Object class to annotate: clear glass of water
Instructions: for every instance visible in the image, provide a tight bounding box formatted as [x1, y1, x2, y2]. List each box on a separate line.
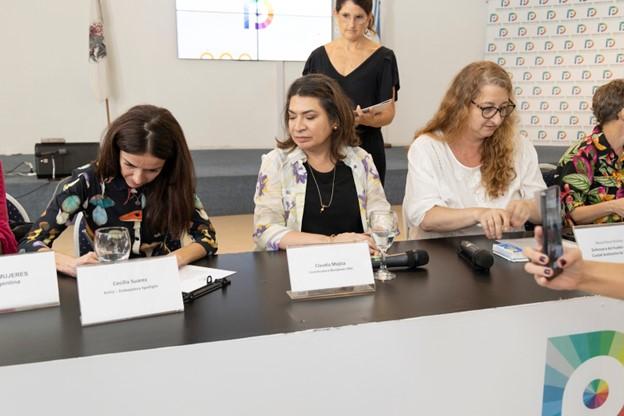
[94, 227, 131, 263]
[369, 210, 399, 281]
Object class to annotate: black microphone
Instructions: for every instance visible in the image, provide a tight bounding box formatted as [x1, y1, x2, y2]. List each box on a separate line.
[457, 240, 494, 271]
[372, 250, 429, 271]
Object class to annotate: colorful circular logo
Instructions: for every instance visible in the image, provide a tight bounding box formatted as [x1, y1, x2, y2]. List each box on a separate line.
[542, 331, 624, 415]
[583, 379, 609, 409]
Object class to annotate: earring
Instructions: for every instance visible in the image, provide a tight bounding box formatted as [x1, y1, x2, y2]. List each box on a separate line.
[333, 125, 338, 130]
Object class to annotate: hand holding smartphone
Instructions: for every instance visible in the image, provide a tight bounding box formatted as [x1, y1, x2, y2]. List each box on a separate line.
[538, 186, 564, 279]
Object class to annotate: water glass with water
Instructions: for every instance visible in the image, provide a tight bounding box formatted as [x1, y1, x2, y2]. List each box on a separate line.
[94, 227, 131, 263]
[369, 210, 399, 281]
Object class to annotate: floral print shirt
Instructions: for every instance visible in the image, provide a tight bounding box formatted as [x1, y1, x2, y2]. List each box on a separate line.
[19, 165, 218, 257]
[253, 146, 391, 250]
[558, 126, 624, 225]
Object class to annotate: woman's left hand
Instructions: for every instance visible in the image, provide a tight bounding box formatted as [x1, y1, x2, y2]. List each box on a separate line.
[505, 200, 531, 228]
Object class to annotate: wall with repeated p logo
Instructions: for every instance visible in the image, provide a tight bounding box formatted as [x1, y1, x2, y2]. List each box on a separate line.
[485, 0, 624, 146]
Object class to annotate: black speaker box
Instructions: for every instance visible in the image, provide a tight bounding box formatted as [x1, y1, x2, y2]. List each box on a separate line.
[34, 142, 100, 179]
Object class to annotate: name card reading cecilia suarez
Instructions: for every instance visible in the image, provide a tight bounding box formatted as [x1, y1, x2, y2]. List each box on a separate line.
[76, 256, 183, 326]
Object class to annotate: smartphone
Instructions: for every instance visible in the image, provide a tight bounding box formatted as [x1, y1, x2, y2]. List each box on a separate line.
[538, 186, 564, 279]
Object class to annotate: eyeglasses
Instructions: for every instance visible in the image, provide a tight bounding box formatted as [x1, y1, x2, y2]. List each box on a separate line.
[471, 101, 516, 119]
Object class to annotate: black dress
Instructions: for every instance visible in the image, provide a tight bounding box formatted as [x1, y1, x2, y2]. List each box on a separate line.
[303, 46, 400, 185]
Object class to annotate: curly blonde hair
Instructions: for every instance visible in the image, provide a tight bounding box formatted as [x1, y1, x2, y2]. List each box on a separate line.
[415, 61, 518, 199]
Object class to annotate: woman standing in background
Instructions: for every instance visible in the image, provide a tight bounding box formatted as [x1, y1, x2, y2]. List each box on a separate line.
[303, 0, 399, 185]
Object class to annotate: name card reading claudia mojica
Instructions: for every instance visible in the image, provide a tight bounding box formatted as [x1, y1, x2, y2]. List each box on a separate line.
[0, 251, 59, 313]
[76, 256, 183, 326]
[286, 242, 374, 300]
[574, 223, 624, 263]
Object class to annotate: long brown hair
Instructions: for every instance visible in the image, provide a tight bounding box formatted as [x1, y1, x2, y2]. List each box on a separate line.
[96, 104, 196, 238]
[278, 74, 359, 161]
[415, 61, 518, 199]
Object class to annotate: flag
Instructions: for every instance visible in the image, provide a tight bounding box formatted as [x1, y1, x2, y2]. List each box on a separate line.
[89, 0, 110, 101]
[372, 0, 382, 40]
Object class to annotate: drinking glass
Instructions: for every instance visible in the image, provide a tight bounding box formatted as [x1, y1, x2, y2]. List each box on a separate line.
[369, 210, 399, 281]
[94, 227, 131, 263]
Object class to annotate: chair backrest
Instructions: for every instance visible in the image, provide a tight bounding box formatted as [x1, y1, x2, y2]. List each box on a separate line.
[5, 193, 30, 224]
[73, 211, 94, 257]
[539, 163, 560, 188]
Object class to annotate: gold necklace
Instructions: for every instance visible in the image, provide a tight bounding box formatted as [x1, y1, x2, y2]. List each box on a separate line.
[307, 163, 336, 213]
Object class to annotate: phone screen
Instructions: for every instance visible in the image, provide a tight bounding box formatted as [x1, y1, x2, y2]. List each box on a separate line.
[539, 186, 564, 279]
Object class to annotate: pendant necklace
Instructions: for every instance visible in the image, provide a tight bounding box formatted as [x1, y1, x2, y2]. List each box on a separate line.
[307, 163, 336, 213]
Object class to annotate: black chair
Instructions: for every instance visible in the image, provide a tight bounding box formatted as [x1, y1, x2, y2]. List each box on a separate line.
[539, 163, 560, 188]
[6, 194, 32, 242]
[5, 193, 30, 224]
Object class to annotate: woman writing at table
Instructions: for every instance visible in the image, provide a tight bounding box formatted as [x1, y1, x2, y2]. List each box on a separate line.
[303, 0, 400, 185]
[403, 61, 546, 240]
[0, 161, 18, 255]
[19, 105, 217, 276]
[557, 79, 624, 226]
[253, 74, 391, 251]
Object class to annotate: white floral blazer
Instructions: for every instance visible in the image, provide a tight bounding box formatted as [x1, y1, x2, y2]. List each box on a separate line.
[253, 146, 391, 250]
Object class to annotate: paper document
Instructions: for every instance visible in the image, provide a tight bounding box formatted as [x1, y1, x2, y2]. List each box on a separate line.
[361, 98, 392, 114]
[179, 265, 236, 293]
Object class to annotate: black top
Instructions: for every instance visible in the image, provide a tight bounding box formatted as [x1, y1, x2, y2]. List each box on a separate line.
[303, 46, 400, 112]
[303, 46, 400, 184]
[301, 161, 364, 235]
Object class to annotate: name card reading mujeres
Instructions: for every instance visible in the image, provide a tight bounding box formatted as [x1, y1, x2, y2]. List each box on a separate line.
[574, 223, 624, 263]
[77, 256, 183, 326]
[286, 242, 375, 300]
[0, 251, 59, 313]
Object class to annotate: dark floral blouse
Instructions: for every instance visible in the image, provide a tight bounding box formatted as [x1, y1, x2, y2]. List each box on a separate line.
[19, 165, 218, 257]
[558, 126, 624, 225]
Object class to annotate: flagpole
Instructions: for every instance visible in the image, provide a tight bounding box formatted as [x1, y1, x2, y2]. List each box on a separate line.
[105, 98, 111, 126]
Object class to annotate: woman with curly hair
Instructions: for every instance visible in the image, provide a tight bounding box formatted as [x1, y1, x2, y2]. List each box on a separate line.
[402, 61, 546, 239]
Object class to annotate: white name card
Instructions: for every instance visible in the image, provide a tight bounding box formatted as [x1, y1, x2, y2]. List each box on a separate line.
[77, 256, 183, 326]
[286, 242, 375, 300]
[573, 223, 624, 263]
[0, 251, 59, 313]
